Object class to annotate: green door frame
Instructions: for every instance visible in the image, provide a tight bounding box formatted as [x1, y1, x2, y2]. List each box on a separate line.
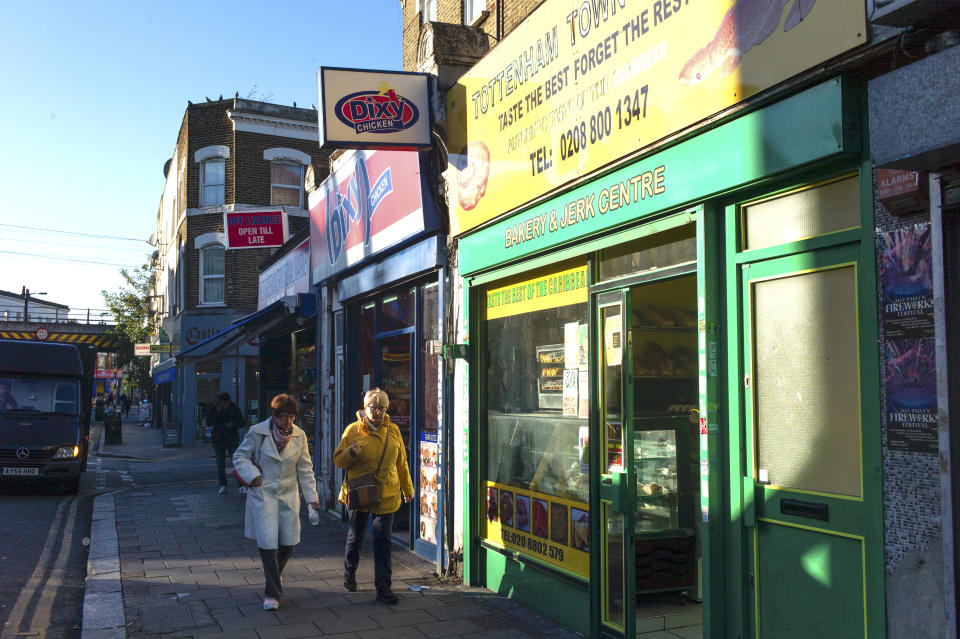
[723, 164, 885, 638]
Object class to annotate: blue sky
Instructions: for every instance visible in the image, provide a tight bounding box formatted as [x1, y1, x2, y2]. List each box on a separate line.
[0, 1, 403, 312]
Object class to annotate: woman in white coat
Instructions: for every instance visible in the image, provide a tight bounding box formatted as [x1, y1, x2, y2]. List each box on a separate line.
[233, 393, 318, 610]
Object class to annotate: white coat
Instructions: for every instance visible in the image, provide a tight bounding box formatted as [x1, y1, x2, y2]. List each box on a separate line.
[232, 419, 318, 549]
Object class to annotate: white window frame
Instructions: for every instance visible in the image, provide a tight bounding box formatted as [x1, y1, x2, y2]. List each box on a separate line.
[198, 244, 225, 306]
[200, 159, 225, 207]
[270, 161, 304, 208]
[420, 0, 436, 24]
[464, 0, 486, 25]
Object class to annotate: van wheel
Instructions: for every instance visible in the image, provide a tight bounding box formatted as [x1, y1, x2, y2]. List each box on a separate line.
[64, 480, 80, 495]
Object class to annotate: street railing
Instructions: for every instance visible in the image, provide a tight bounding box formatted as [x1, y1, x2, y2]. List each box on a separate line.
[0, 309, 117, 325]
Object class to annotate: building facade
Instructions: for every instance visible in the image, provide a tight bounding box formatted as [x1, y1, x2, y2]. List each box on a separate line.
[149, 97, 328, 444]
[398, 0, 960, 637]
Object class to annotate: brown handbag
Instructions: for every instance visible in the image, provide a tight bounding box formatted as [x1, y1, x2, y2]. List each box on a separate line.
[346, 429, 389, 510]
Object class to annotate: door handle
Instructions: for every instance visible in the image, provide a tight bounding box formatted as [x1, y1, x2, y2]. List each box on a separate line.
[601, 477, 612, 485]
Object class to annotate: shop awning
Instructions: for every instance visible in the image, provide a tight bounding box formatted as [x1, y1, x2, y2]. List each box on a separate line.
[176, 294, 315, 362]
[152, 358, 176, 384]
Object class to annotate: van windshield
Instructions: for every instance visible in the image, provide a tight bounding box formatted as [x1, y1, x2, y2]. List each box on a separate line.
[0, 377, 77, 415]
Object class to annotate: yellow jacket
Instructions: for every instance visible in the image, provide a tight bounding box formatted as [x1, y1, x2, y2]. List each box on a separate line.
[333, 412, 413, 514]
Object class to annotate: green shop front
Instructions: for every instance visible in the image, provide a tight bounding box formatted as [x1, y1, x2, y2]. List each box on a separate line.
[453, 76, 885, 638]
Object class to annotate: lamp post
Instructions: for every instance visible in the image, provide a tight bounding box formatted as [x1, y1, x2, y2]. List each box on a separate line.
[21, 286, 47, 321]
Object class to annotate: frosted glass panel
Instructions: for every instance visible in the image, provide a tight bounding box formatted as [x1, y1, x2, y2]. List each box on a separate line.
[744, 177, 859, 250]
[753, 266, 861, 497]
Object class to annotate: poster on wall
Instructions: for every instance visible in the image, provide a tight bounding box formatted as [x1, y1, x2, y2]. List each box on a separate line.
[562, 369, 578, 416]
[885, 339, 938, 454]
[419, 433, 440, 543]
[878, 224, 934, 339]
[604, 314, 622, 366]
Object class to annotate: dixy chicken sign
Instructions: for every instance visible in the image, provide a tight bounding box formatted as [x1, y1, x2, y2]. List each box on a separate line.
[318, 67, 432, 151]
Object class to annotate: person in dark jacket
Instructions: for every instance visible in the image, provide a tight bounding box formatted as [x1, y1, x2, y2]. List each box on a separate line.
[206, 392, 244, 494]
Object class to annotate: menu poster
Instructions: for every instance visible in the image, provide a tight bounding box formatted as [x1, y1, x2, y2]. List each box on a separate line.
[604, 314, 622, 367]
[885, 339, 939, 454]
[879, 224, 934, 339]
[419, 433, 441, 541]
[577, 370, 589, 419]
[562, 369, 578, 416]
[577, 324, 588, 367]
[564, 322, 579, 367]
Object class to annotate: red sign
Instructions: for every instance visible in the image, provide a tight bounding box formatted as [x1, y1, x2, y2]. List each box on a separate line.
[224, 211, 288, 249]
[308, 149, 432, 283]
[35, 327, 49, 341]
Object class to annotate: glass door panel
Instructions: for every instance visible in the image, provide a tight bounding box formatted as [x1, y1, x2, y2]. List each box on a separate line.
[597, 292, 633, 638]
[379, 333, 413, 535]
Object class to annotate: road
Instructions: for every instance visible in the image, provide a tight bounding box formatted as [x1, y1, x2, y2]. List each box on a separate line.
[0, 429, 214, 639]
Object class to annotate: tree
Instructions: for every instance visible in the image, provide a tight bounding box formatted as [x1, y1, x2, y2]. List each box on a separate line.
[101, 262, 156, 397]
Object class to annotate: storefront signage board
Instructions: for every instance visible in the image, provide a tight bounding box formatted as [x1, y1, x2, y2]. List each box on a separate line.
[134, 343, 152, 357]
[309, 149, 435, 284]
[224, 211, 288, 249]
[485, 265, 588, 320]
[458, 78, 852, 275]
[258, 239, 311, 309]
[447, 0, 865, 235]
[318, 67, 432, 151]
[484, 481, 589, 578]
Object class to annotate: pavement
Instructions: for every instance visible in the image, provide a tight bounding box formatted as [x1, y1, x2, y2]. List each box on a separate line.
[80, 413, 586, 639]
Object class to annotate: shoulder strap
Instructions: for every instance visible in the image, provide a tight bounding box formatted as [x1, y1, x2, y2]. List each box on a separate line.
[373, 427, 389, 474]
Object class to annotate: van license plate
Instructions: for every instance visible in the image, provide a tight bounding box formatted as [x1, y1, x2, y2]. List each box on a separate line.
[2, 467, 39, 476]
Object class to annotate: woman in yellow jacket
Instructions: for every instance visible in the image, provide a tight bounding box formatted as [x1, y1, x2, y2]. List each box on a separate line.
[333, 388, 413, 604]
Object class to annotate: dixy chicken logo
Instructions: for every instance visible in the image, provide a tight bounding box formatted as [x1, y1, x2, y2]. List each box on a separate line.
[334, 83, 420, 135]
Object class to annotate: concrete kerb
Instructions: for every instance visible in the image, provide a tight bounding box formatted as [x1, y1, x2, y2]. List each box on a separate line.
[82, 491, 126, 639]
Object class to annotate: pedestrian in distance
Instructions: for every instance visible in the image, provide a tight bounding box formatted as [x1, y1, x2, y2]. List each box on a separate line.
[206, 393, 244, 494]
[119, 393, 131, 417]
[233, 393, 318, 611]
[333, 388, 413, 604]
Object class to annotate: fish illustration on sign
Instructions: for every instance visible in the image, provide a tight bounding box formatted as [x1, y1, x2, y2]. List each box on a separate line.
[679, 0, 816, 87]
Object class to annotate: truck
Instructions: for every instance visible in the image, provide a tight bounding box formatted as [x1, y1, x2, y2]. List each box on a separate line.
[0, 339, 90, 493]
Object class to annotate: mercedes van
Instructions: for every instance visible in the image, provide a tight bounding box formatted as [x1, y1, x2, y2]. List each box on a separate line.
[0, 339, 89, 493]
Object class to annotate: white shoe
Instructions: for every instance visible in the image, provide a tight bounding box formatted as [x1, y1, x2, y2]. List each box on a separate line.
[263, 597, 279, 610]
[218, 485, 227, 494]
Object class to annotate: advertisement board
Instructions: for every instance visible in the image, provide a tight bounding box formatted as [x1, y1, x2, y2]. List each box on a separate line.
[447, 0, 866, 235]
[258, 239, 311, 309]
[134, 343, 151, 357]
[224, 211, 288, 249]
[318, 67, 432, 150]
[308, 149, 435, 284]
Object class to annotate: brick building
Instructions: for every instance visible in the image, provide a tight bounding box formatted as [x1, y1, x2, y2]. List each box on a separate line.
[149, 96, 328, 444]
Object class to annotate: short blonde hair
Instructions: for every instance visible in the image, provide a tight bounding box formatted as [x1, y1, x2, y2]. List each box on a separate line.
[363, 388, 389, 409]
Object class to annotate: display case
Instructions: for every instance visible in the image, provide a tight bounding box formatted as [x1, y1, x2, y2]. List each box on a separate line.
[629, 303, 699, 593]
[536, 344, 565, 410]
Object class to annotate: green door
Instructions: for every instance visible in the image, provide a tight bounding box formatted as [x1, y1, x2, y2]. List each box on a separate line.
[596, 289, 636, 639]
[741, 246, 880, 638]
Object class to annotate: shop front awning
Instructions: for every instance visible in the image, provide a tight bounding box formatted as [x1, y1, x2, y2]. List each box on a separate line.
[176, 294, 315, 362]
[152, 358, 176, 384]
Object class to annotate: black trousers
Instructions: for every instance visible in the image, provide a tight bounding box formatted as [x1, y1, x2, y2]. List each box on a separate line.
[214, 444, 237, 487]
[259, 545, 294, 598]
[344, 509, 394, 592]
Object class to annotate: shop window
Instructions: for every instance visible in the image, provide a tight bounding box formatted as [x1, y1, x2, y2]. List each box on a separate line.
[271, 162, 303, 207]
[379, 287, 416, 332]
[200, 245, 225, 305]
[743, 174, 860, 250]
[483, 262, 591, 575]
[201, 159, 225, 206]
[599, 223, 696, 282]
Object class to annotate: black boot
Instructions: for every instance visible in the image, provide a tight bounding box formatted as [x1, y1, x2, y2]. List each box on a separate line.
[376, 588, 398, 604]
[343, 573, 357, 592]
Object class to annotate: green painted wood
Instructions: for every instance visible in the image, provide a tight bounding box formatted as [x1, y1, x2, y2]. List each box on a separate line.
[459, 78, 855, 276]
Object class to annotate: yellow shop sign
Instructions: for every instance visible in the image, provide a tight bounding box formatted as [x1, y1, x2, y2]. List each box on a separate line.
[447, 0, 865, 235]
[486, 265, 588, 320]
